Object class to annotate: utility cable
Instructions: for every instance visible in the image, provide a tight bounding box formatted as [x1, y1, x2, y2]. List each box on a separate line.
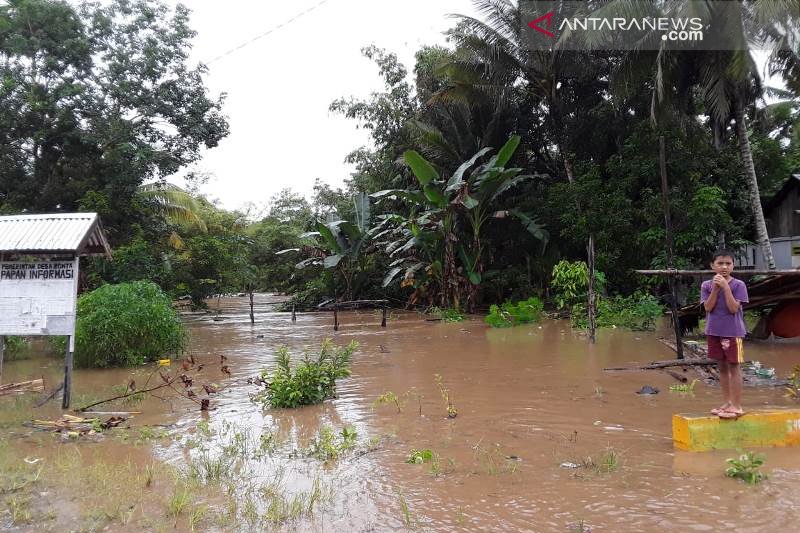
[207, 0, 333, 64]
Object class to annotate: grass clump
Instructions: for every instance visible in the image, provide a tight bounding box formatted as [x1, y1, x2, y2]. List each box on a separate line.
[253, 339, 357, 408]
[430, 306, 465, 322]
[785, 365, 800, 401]
[71, 281, 186, 367]
[2, 336, 32, 361]
[485, 297, 544, 328]
[725, 451, 767, 484]
[669, 379, 698, 394]
[571, 292, 663, 331]
[305, 426, 358, 461]
[405, 449, 434, 464]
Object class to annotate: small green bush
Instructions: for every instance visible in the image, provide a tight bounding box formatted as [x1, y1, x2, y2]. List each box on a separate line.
[485, 297, 544, 328]
[2, 336, 32, 361]
[571, 292, 663, 331]
[725, 451, 767, 484]
[254, 339, 357, 408]
[430, 307, 465, 323]
[551, 261, 606, 310]
[73, 281, 186, 368]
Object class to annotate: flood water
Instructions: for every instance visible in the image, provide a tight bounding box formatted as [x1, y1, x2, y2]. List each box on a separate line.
[4, 294, 800, 532]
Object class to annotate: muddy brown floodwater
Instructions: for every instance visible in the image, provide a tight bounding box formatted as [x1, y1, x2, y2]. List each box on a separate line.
[3, 294, 800, 532]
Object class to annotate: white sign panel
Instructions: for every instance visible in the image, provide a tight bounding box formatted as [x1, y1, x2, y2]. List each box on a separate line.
[0, 260, 79, 336]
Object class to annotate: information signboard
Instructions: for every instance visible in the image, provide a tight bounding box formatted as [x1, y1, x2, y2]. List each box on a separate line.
[0, 259, 79, 337]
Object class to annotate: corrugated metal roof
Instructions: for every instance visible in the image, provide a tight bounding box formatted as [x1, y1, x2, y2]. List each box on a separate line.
[0, 213, 112, 257]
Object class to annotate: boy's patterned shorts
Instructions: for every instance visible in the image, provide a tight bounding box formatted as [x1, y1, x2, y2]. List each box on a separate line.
[707, 335, 744, 364]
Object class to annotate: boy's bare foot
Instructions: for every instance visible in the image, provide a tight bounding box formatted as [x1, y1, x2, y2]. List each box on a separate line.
[711, 403, 731, 415]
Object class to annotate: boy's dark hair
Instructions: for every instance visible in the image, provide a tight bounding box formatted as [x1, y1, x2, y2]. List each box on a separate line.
[711, 249, 736, 262]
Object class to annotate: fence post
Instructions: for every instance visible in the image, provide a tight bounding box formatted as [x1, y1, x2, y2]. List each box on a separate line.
[62, 335, 73, 409]
[0, 335, 4, 385]
[291, 303, 296, 323]
[334, 304, 339, 332]
[660, 136, 684, 359]
[381, 305, 387, 327]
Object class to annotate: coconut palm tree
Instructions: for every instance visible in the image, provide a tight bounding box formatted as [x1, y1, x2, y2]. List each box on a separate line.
[592, 0, 800, 270]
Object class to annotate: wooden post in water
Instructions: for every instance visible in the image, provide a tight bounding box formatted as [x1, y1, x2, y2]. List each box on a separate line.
[291, 304, 296, 323]
[659, 136, 684, 359]
[0, 335, 5, 385]
[249, 290, 255, 325]
[381, 305, 387, 328]
[333, 304, 339, 332]
[587, 235, 597, 344]
[62, 335, 73, 409]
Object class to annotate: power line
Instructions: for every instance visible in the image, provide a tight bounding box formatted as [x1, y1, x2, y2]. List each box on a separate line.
[207, 0, 333, 64]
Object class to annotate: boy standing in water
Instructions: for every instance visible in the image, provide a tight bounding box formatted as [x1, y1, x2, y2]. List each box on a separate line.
[700, 250, 749, 419]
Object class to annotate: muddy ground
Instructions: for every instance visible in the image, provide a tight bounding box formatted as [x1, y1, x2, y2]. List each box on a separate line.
[1, 294, 799, 532]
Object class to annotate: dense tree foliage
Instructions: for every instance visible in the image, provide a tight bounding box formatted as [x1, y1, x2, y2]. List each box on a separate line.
[3, 0, 799, 313]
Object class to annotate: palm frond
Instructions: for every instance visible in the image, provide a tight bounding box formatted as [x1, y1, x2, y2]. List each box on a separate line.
[139, 183, 207, 232]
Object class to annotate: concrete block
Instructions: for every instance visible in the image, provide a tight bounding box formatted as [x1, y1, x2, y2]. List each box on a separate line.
[673, 410, 800, 451]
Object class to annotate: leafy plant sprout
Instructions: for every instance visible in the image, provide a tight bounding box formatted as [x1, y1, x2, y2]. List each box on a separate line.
[434, 374, 457, 418]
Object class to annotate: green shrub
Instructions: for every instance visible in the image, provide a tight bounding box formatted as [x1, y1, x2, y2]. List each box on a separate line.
[1, 336, 33, 361]
[254, 339, 357, 408]
[485, 297, 544, 328]
[430, 307, 465, 323]
[725, 451, 767, 484]
[551, 260, 606, 309]
[73, 281, 186, 368]
[571, 292, 663, 331]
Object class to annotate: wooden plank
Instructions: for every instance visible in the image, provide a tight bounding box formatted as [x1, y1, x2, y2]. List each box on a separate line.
[673, 410, 800, 451]
[636, 270, 800, 276]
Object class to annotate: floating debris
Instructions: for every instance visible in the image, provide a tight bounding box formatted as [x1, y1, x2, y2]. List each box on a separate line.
[0, 379, 44, 397]
[25, 414, 128, 435]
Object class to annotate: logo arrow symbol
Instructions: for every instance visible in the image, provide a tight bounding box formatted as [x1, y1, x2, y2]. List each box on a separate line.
[528, 12, 555, 39]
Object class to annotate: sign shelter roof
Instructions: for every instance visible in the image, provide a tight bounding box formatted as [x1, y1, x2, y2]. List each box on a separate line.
[0, 213, 112, 258]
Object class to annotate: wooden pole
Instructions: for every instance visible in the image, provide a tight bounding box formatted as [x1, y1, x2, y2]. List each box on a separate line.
[291, 304, 296, 323]
[334, 303, 339, 332]
[587, 235, 597, 344]
[62, 335, 73, 409]
[659, 136, 684, 359]
[381, 305, 387, 328]
[0, 336, 4, 385]
[249, 290, 255, 325]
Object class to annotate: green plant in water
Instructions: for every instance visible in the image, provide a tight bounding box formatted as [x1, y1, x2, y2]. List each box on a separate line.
[253, 339, 357, 408]
[485, 297, 544, 328]
[71, 281, 186, 367]
[551, 261, 606, 310]
[373, 391, 405, 413]
[430, 306, 465, 322]
[2, 336, 31, 361]
[571, 292, 663, 331]
[434, 374, 457, 418]
[582, 448, 620, 474]
[669, 379, 699, 394]
[784, 365, 800, 401]
[306, 426, 358, 461]
[725, 451, 767, 484]
[405, 449, 434, 464]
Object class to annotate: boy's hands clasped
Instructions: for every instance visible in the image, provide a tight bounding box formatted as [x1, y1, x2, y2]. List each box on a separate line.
[712, 274, 729, 290]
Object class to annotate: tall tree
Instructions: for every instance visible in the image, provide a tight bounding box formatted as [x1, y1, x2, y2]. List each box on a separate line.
[597, 0, 800, 269]
[0, 0, 228, 238]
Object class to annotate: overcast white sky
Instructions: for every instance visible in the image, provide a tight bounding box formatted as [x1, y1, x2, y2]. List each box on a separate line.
[171, 0, 479, 212]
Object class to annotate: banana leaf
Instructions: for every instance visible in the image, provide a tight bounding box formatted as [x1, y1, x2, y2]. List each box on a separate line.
[403, 150, 440, 186]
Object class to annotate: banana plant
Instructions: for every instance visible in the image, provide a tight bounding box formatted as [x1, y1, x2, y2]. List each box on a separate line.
[277, 193, 371, 301]
[372, 135, 548, 310]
